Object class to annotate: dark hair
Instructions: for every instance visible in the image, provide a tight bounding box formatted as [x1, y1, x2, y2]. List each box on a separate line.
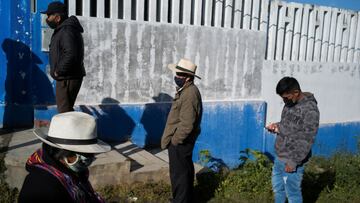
[276, 77, 301, 95]
[42, 143, 74, 160]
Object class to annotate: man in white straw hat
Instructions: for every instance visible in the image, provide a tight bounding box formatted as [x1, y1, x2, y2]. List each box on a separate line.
[161, 58, 203, 203]
[18, 112, 110, 203]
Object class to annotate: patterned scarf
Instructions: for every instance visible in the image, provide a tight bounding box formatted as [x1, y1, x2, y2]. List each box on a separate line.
[26, 149, 105, 203]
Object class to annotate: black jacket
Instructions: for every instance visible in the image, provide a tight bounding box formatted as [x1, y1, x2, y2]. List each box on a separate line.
[18, 149, 101, 203]
[49, 15, 86, 80]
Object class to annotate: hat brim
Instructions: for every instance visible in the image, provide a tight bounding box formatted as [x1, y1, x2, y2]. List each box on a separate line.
[168, 64, 201, 79]
[40, 10, 51, 14]
[33, 128, 111, 154]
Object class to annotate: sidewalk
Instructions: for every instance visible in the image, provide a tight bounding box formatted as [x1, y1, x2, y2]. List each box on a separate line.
[1, 128, 204, 190]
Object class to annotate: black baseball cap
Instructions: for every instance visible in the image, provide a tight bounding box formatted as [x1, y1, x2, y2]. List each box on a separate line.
[40, 1, 67, 15]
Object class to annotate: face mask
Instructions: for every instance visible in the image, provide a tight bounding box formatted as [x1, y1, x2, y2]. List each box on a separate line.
[64, 154, 96, 173]
[174, 76, 186, 88]
[283, 98, 297, 107]
[46, 19, 58, 29]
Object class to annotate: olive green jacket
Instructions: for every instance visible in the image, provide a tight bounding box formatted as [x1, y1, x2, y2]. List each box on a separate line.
[161, 82, 203, 149]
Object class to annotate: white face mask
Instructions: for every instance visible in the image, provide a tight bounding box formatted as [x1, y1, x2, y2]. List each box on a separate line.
[64, 153, 96, 173]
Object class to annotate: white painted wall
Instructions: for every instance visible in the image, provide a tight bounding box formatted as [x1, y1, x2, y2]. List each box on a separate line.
[262, 61, 360, 124]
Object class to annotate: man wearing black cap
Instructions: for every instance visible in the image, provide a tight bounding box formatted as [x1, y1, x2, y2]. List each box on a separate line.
[41, 1, 85, 113]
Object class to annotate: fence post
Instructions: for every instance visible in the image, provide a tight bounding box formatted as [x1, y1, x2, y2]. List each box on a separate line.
[320, 9, 331, 62]
[251, 0, 260, 30]
[171, 0, 180, 24]
[161, 0, 169, 23]
[354, 12, 360, 63]
[123, 0, 132, 20]
[68, 0, 76, 16]
[224, 0, 233, 28]
[82, 0, 90, 17]
[267, 0, 279, 60]
[193, 0, 203, 26]
[347, 13, 358, 62]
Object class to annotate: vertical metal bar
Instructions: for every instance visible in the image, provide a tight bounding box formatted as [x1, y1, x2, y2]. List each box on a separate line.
[340, 13, 351, 62]
[354, 12, 360, 63]
[327, 8, 339, 62]
[214, 0, 223, 27]
[82, 0, 90, 17]
[299, 5, 310, 61]
[233, 0, 243, 29]
[283, 5, 294, 61]
[171, 0, 180, 23]
[161, 0, 169, 22]
[320, 9, 331, 62]
[275, 4, 286, 60]
[313, 8, 324, 62]
[291, 6, 303, 61]
[251, 0, 260, 30]
[334, 12, 344, 62]
[193, 0, 203, 25]
[224, 0, 233, 28]
[260, 0, 269, 32]
[123, 0, 132, 20]
[137, 0, 145, 21]
[183, 0, 192, 24]
[97, 0, 105, 18]
[68, 0, 76, 15]
[267, 0, 279, 60]
[306, 8, 316, 61]
[243, 0, 252, 29]
[347, 13, 358, 62]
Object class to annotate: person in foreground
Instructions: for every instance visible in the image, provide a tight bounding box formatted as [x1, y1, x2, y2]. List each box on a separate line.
[18, 112, 111, 203]
[161, 58, 203, 203]
[266, 77, 320, 203]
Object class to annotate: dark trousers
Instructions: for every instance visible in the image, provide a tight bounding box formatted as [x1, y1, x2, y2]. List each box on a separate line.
[168, 143, 195, 203]
[55, 79, 83, 113]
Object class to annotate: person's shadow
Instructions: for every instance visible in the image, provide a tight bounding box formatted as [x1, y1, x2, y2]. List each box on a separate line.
[2, 39, 55, 129]
[140, 93, 173, 148]
[80, 97, 135, 143]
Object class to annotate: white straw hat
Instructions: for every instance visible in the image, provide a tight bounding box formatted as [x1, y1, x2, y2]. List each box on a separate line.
[168, 58, 201, 79]
[34, 112, 111, 153]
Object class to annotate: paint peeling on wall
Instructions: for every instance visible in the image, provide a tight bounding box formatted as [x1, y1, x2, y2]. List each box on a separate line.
[77, 18, 266, 104]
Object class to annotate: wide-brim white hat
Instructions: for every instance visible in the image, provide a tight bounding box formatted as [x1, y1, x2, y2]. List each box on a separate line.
[168, 58, 201, 79]
[34, 111, 111, 154]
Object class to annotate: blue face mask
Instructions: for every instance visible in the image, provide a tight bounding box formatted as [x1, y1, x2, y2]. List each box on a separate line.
[174, 76, 186, 88]
[64, 154, 96, 173]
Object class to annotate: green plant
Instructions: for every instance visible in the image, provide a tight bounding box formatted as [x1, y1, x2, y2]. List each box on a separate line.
[0, 158, 19, 203]
[214, 149, 273, 202]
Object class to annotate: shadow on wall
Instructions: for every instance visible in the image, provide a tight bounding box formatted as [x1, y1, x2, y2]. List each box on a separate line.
[140, 93, 173, 149]
[80, 97, 135, 144]
[1, 39, 55, 129]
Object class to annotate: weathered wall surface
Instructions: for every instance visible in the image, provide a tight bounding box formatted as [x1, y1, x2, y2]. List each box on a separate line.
[76, 17, 266, 104]
[262, 61, 360, 123]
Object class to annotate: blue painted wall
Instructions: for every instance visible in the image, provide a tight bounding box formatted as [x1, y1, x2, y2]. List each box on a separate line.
[286, 0, 360, 11]
[0, 0, 55, 128]
[35, 101, 360, 169]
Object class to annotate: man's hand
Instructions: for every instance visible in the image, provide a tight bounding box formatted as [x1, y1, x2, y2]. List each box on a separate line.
[266, 123, 279, 134]
[54, 71, 58, 77]
[285, 164, 295, 173]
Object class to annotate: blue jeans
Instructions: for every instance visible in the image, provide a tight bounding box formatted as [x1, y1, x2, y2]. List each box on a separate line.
[272, 158, 304, 203]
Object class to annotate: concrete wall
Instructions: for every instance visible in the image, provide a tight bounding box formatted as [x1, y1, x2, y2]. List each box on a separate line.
[76, 17, 266, 104]
[262, 60, 360, 124]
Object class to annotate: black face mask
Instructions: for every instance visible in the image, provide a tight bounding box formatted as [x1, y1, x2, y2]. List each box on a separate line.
[283, 98, 297, 107]
[174, 76, 186, 88]
[46, 19, 58, 29]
